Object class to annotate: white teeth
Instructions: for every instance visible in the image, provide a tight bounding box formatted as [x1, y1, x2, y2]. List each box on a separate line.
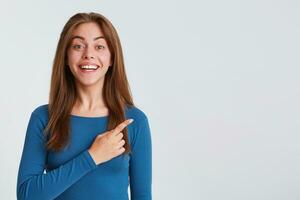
[80, 65, 98, 69]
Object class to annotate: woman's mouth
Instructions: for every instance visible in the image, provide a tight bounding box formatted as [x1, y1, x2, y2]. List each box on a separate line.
[78, 65, 100, 73]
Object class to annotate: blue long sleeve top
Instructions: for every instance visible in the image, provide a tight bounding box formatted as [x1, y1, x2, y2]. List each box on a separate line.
[16, 104, 152, 200]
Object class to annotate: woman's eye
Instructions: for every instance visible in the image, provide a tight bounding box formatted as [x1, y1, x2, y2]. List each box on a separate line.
[96, 45, 105, 50]
[73, 44, 83, 50]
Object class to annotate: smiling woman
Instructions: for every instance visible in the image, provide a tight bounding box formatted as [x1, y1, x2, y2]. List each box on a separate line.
[16, 12, 152, 200]
[67, 23, 112, 82]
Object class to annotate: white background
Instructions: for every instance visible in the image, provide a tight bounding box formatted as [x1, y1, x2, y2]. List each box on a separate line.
[0, 0, 299, 199]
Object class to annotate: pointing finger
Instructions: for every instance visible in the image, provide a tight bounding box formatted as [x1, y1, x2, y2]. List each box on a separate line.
[111, 119, 134, 135]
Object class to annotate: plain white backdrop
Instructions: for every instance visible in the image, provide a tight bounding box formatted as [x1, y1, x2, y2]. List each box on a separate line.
[0, 0, 299, 199]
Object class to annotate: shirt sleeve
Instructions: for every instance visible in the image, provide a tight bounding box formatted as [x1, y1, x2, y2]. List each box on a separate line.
[129, 116, 152, 200]
[16, 112, 97, 200]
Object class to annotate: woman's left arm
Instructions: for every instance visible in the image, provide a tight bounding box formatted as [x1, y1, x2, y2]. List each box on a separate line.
[129, 116, 152, 200]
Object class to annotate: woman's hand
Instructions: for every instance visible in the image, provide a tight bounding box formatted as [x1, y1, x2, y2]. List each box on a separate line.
[88, 119, 134, 165]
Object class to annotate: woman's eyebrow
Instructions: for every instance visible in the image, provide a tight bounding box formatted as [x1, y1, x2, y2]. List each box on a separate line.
[71, 35, 106, 41]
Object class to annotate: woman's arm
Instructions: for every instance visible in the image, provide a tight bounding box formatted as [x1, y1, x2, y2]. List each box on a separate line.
[16, 112, 97, 200]
[129, 116, 152, 200]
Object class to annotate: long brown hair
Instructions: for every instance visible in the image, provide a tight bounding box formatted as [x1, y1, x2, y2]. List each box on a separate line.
[44, 12, 134, 154]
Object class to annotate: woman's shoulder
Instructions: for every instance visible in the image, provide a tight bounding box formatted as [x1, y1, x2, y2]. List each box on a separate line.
[125, 105, 151, 146]
[125, 105, 149, 122]
[31, 103, 49, 122]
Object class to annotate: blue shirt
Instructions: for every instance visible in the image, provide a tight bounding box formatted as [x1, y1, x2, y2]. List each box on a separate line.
[17, 104, 152, 200]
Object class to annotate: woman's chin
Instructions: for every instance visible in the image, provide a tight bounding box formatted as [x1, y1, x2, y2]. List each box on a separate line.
[75, 78, 104, 87]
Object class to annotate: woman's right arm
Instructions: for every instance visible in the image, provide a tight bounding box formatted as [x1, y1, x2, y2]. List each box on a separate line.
[16, 112, 97, 200]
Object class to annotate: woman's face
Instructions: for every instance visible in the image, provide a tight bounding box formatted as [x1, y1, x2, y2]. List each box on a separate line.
[67, 22, 112, 87]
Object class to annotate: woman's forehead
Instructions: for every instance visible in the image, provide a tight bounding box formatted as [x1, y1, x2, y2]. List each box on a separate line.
[71, 22, 105, 40]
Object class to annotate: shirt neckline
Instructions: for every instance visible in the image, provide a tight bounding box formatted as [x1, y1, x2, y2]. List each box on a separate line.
[70, 114, 109, 119]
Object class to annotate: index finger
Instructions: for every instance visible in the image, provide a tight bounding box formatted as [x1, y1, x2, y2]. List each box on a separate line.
[111, 119, 134, 135]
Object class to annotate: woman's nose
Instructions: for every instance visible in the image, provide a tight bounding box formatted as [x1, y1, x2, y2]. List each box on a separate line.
[84, 55, 94, 59]
[83, 47, 95, 59]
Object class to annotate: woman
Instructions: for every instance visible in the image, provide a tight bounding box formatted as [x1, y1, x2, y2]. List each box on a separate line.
[16, 12, 152, 200]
